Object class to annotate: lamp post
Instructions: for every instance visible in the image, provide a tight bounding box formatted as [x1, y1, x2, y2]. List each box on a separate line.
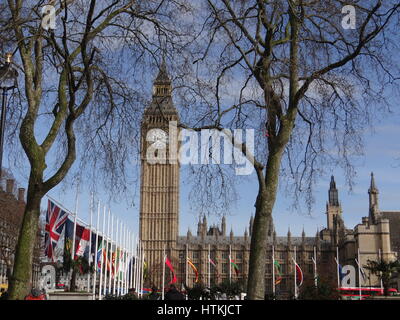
[0, 53, 18, 179]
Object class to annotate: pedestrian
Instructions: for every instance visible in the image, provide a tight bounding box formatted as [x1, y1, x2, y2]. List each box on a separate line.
[0, 291, 8, 300]
[148, 286, 160, 300]
[165, 284, 184, 300]
[127, 288, 138, 299]
[25, 288, 47, 300]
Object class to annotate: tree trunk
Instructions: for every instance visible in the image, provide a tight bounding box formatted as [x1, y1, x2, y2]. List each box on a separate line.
[7, 186, 43, 300]
[6, 266, 12, 286]
[383, 277, 390, 296]
[246, 149, 284, 299]
[70, 269, 77, 292]
[246, 200, 270, 299]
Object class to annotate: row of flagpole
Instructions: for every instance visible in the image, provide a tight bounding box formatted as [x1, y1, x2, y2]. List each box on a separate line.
[159, 243, 384, 300]
[46, 192, 145, 300]
[271, 245, 308, 299]
[336, 245, 384, 300]
[161, 244, 308, 299]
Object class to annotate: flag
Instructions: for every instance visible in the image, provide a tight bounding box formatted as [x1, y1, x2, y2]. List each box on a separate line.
[45, 200, 69, 262]
[230, 259, 240, 276]
[187, 258, 199, 283]
[96, 239, 111, 272]
[338, 264, 345, 282]
[127, 257, 134, 282]
[96, 238, 104, 272]
[118, 249, 125, 279]
[274, 260, 283, 285]
[63, 218, 74, 268]
[165, 256, 177, 284]
[355, 258, 367, 281]
[53, 223, 66, 263]
[103, 243, 112, 272]
[209, 258, 220, 279]
[209, 258, 217, 268]
[143, 260, 148, 280]
[75, 223, 90, 258]
[64, 218, 90, 261]
[111, 251, 117, 277]
[88, 231, 97, 265]
[294, 261, 303, 287]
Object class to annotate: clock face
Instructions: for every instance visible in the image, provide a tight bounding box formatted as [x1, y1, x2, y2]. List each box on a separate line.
[147, 128, 168, 147]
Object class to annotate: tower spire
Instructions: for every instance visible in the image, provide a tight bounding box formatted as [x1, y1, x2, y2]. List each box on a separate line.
[221, 215, 226, 236]
[328, 175, 339, 206]
[369, 172, 378, 192]
[153, 58, 171, 97]
[369, 172, 380, 223]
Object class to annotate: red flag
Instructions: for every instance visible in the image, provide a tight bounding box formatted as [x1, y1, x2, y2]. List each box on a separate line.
[165, 257, 177, 284]
[187, 258, 199, 283]
[74, 223, 90, 258]
[295, 263, 303, 287]
[230, 259, 240, 276]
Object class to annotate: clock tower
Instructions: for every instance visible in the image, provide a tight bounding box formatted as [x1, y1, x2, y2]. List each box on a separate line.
[139, 61, 180, 287]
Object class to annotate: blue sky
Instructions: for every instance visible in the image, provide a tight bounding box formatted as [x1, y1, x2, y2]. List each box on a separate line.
[31, 107, 400, 241]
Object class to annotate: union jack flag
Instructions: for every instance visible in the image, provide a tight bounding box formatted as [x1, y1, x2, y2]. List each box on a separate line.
[45, 200, 69, 262]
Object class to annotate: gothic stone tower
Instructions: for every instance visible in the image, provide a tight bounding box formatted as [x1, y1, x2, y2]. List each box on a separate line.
[139, 61, 180, 287]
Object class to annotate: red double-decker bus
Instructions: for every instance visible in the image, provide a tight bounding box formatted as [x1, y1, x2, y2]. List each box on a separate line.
[339, 287, 398, 300]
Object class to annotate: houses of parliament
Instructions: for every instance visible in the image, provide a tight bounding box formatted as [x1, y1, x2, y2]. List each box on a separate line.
[139, 62, 400, 297]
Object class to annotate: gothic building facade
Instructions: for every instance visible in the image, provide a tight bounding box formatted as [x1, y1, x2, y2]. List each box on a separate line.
[0, 176, 42, 290]
[139, 63, 399, 297]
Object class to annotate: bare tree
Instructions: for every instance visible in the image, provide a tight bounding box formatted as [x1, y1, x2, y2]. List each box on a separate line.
[174, 0, 400, 299]
[3, 0, 193, 299]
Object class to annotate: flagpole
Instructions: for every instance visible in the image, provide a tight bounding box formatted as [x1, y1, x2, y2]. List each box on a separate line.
[208, 244, 211, 288]
[119, 221, 124, 296]
[116, 221, 120, 296]
[378, 248, 383, 291]
[103, 209, 111, 296]
[137, 240, 142, 297]
[128, 229, 131, 295]
[124, 225, 128, 295]
[112, 218, 118, 295]
[118, 221, 123, 296]
[130, 232, 134, 288]
[127, 231, 131, 290]
[294, 246, 297, 299]
[108, 214, 114, 294]
[126, 225, 129, 295]
[229, 245, 232, 284]
[125, 225, 128, 295]
[335, 246, 340, 289]
[185, 244, 188, 291]
[98, 205, 106, 300]
[71, 182, 80, 260]
[162, 245, 166, 300]
[92, 200, 100, 300]
[130, 232, 134, 289]
[87, 192, 94, 293]
[123, 224, 126, 295]
[133, 237, 137, 292]
[140, 245, 144, 298]
[312, 246, 317, 288]
[272, 245, 275, 296]
[135, 239, 140, 296]
[358, 247, 362, 300]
